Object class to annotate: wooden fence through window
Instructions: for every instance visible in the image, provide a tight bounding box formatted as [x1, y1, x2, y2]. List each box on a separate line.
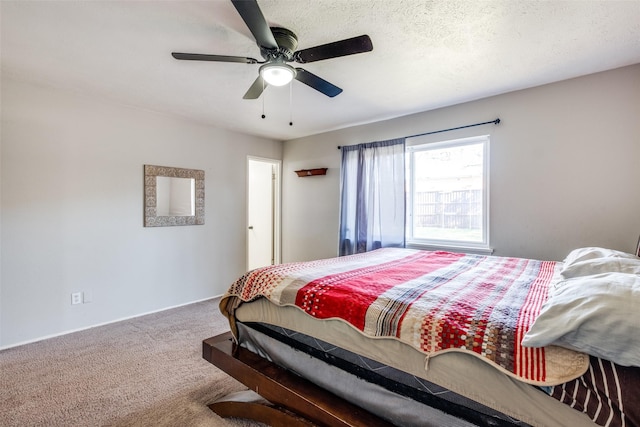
[414, 190, 482, 230]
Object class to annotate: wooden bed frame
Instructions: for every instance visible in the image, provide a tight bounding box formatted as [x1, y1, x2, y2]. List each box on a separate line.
[203, 332, 393, 427]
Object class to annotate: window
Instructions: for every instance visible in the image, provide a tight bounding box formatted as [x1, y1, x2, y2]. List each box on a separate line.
[406, 135, 490, 252]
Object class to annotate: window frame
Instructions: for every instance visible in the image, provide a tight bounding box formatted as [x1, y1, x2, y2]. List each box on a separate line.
[405, 135, 491, 254]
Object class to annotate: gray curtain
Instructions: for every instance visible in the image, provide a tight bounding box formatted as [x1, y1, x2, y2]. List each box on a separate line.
[339, 138, 406, 256]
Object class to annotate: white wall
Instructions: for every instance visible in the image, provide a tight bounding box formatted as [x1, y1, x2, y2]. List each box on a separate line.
[282, 64, 640, 263]
[0, 77, 282, 347]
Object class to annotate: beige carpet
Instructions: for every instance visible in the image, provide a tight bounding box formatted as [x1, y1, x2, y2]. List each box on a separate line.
[0, 298, 265, 426]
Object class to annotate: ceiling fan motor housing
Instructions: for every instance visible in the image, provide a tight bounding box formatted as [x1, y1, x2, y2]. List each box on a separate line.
[261, 27, 298, 61]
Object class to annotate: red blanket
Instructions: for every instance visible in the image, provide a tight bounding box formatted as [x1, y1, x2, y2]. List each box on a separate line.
[223, 248, 588, 385]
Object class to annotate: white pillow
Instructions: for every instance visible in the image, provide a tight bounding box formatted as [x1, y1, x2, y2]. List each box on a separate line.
[562, 247, 639, 266]
[521, 272, 640, 367]
[561, 257, 640, 279]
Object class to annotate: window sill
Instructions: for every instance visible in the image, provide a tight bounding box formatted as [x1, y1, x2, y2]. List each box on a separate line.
[406, 242, 494, 255]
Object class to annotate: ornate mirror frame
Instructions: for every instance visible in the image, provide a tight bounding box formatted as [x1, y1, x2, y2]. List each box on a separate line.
[144, 165, 205, 227]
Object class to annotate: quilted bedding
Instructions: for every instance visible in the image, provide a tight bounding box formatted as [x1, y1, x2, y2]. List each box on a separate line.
[221, 248, 588, 385]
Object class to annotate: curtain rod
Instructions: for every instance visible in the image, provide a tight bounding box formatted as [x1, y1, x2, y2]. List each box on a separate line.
[337, 118, 500, 149]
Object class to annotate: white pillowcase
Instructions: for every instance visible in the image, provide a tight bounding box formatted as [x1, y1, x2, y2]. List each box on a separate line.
[560, 246, 640, 279]
[561, 257, 640, 279]
[521, 272, 640, 367]
[562, 246, 639, 266]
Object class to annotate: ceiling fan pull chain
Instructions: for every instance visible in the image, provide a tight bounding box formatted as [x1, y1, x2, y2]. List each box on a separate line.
[261, 79, 266, 119]
[289, 82, 293, 126]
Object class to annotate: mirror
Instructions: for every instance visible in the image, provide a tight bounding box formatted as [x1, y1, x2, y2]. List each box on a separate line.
[156, 177, 195, 216]
[144, 165, 204, 227]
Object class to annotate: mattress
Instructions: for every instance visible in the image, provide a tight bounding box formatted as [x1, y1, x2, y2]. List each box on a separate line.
[235, 297, 595, 427]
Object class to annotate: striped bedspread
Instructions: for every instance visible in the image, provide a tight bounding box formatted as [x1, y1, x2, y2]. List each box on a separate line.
[548, 356, 640, 427]
[222, 248, 588, 385]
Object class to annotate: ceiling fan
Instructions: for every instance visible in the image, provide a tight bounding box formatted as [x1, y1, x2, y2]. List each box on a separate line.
[172, 0, 373, 100]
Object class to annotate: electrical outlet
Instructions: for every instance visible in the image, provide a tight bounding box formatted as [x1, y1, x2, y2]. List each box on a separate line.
[71, 292, 83, 305]
[83, 290, 93, 304]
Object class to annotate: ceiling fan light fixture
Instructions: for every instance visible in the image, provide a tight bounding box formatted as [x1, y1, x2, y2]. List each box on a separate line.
[260, 62, 296, 86]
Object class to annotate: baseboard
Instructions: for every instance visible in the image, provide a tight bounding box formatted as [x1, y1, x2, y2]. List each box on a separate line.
[0, 294, 224, 351]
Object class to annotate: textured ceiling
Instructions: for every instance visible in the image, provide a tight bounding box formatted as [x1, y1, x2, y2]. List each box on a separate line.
[2, 1, 639, 141]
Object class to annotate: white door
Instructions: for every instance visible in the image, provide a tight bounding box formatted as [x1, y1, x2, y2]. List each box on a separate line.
[247, 158, 281, 270]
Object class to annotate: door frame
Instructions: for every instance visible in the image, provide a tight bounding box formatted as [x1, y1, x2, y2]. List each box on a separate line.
[246, 156, 282, 270]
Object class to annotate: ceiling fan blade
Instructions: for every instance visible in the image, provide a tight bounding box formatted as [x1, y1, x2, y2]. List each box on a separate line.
[231, 0, 278, 49]
[294, 68, 342, 97]
[172, 52, 259, 64]
[294, 35, 373, 64]
[243, 75, 266, 99]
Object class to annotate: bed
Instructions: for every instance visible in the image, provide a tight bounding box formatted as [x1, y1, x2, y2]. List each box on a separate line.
[206, 247, 640, 427]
